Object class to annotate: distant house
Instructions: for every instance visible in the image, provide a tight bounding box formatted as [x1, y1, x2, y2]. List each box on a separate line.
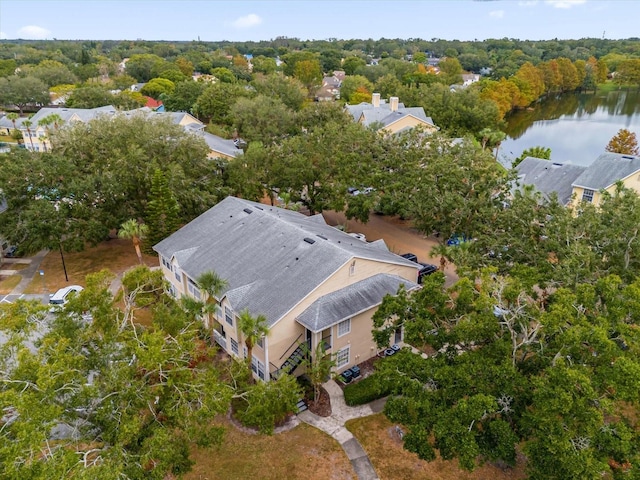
[345, 93, 438, 135]
[144, 96, 164, 112]
[515, 153, 640, 207]
[19, 105, 118, 152]
[19, 105, 242, 160]
[153, 196, 421, 381]
[461, 73, 481, 86]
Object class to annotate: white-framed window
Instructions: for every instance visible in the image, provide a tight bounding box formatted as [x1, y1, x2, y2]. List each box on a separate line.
[336, 346, 350, 368]
[187, 277, 201, 299]
[337, 318, 351, 337]
[251, 356, 265, 380]
[257, 336, 264, 349]
[162, 256, 172, 271]
[582, 189, 595, 203]
[349, 260, 356, 276]
[230, 338, 239, 355]
[225, 307, 233, 326]
[167, 284, 176, 298]
[174, 267, 182, 282]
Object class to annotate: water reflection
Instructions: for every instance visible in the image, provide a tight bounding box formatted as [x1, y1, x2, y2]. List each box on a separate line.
[501, 90, 640, 166]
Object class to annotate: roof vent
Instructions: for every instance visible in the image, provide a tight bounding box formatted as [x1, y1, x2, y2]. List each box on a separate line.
[317, 234, 328, 240]
[303, 237, 316, 245]
[621, 155, 634, 160]
[243, 208, 253, 214]
[255, 205, 263, 210]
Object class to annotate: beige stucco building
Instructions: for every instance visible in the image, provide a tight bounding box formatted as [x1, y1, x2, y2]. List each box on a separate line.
[153, 196, 421, 381]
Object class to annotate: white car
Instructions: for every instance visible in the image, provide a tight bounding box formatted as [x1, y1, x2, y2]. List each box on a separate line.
[49, 285, 83, 311]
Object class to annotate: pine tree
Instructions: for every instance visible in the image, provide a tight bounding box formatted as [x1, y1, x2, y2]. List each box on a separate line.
[606, 128, 639, 155]
[144, 168, 180, 252]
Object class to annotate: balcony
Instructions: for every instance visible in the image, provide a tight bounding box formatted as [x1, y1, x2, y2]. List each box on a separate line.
[213, 329, 227, 350]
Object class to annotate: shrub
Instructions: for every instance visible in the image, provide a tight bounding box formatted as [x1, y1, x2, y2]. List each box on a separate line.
[343, 374, 391, 406]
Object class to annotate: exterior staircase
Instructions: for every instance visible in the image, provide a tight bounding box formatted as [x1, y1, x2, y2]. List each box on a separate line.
[272, 341, 309, 379]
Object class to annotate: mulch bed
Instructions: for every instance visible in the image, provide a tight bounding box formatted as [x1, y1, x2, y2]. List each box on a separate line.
[306, 386, 331, 417]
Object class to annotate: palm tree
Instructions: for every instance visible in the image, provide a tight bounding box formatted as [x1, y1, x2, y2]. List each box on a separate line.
[238, 309, 269, 374]
[196, 270, 228, 329]
[37, 116, 53, 152]
[118, 219, 149, 264]
[22, 119, 34, 151]
[7, 112, 18, 131]
[430, 243, 452, 272]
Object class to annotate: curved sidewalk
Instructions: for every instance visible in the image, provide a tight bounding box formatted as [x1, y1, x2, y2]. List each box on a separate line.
[298, 379, 386, 480]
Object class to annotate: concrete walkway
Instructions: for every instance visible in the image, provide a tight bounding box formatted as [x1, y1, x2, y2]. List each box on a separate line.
[6, 250, 49, 295]
[298, 379, 386, 480]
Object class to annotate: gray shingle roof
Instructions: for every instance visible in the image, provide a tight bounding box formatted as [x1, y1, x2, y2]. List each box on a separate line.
[26, 106, 117, 125]
[360, 107, 434, 128]
[153, 196, 419, 326]
[515, 157, 587, 205]
[200, 132, 243, 158]
[572, 152, 640, 190]
[344, 101, 406, 122]
[296, 273, 419, 332]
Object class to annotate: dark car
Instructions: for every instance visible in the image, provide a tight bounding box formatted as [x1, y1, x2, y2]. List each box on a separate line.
[417, 263, 438, 284]
[400, 252, 418, 263]
[4, 245, 17, 257]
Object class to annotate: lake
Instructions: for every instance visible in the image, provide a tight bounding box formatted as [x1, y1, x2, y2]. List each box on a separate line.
[500, 89, 640, 167]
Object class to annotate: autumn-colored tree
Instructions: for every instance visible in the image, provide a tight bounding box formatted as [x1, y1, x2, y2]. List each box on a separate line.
[349, 86, 372, 105]
[606, 128, 639, 155]
[293, 59, 323, 95]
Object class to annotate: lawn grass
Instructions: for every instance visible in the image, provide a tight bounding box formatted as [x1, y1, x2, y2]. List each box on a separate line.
[185, 418, 354, 480]
[346, 414, 527, 480]
[0, 275, 22, 294]
[24, 238, 159, 294]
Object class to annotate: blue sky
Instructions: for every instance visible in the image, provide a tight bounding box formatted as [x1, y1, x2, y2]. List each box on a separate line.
[0, 1, 637, 42]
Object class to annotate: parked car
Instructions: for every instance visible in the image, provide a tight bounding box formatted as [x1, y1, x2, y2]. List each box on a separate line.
[447, 234, 470, 246]
[4, 245, 17, 257]
[400, 252, 418, 263]
[49, 285, 83, 311]
[417, 263, 438, 284]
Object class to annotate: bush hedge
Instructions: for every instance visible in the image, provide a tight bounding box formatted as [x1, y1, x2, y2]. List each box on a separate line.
[343, 374, 391, 406]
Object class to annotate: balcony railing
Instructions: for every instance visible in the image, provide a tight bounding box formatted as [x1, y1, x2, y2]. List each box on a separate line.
[213, 329, 226, 350]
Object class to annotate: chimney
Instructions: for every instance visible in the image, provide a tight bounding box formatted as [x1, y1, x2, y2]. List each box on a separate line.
[372, 92, 380, 108]
[390, 96, 399, 112]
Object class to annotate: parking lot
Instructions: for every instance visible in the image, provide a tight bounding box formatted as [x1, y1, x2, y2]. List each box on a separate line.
[322, 211, 458, 286]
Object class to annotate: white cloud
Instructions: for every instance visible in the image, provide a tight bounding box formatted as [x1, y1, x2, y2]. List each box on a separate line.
[545, 0, 586, 8]
[231, 14, 262, 29]
[518, 1, 538, 6]
[489, 9, 505, 18]
[0, 32, 7, 40]
[17, 25, 51, 39]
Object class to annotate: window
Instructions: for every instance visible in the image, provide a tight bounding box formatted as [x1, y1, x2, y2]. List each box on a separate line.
[174, 268, 182, 283]
[338, 318, 351, 337]
[582, 189, 595, 203]
[336, 346, 350, 368]
[257, 337, 264, 349]
[230, 338, 239, 355]
[162, 257, 172, 271]
[187, 277, 201, 299]
[251, 356, 265, 380]
[225, 307, 233, 326]
[349, 260, 356, 276]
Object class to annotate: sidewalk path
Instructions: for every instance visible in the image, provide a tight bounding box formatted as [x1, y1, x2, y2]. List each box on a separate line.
[9, 250, 49, 296]
[298, 379, 386, 480]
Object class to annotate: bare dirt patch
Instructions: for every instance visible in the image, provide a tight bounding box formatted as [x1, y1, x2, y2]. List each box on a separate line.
[185, 417, 354, 480]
